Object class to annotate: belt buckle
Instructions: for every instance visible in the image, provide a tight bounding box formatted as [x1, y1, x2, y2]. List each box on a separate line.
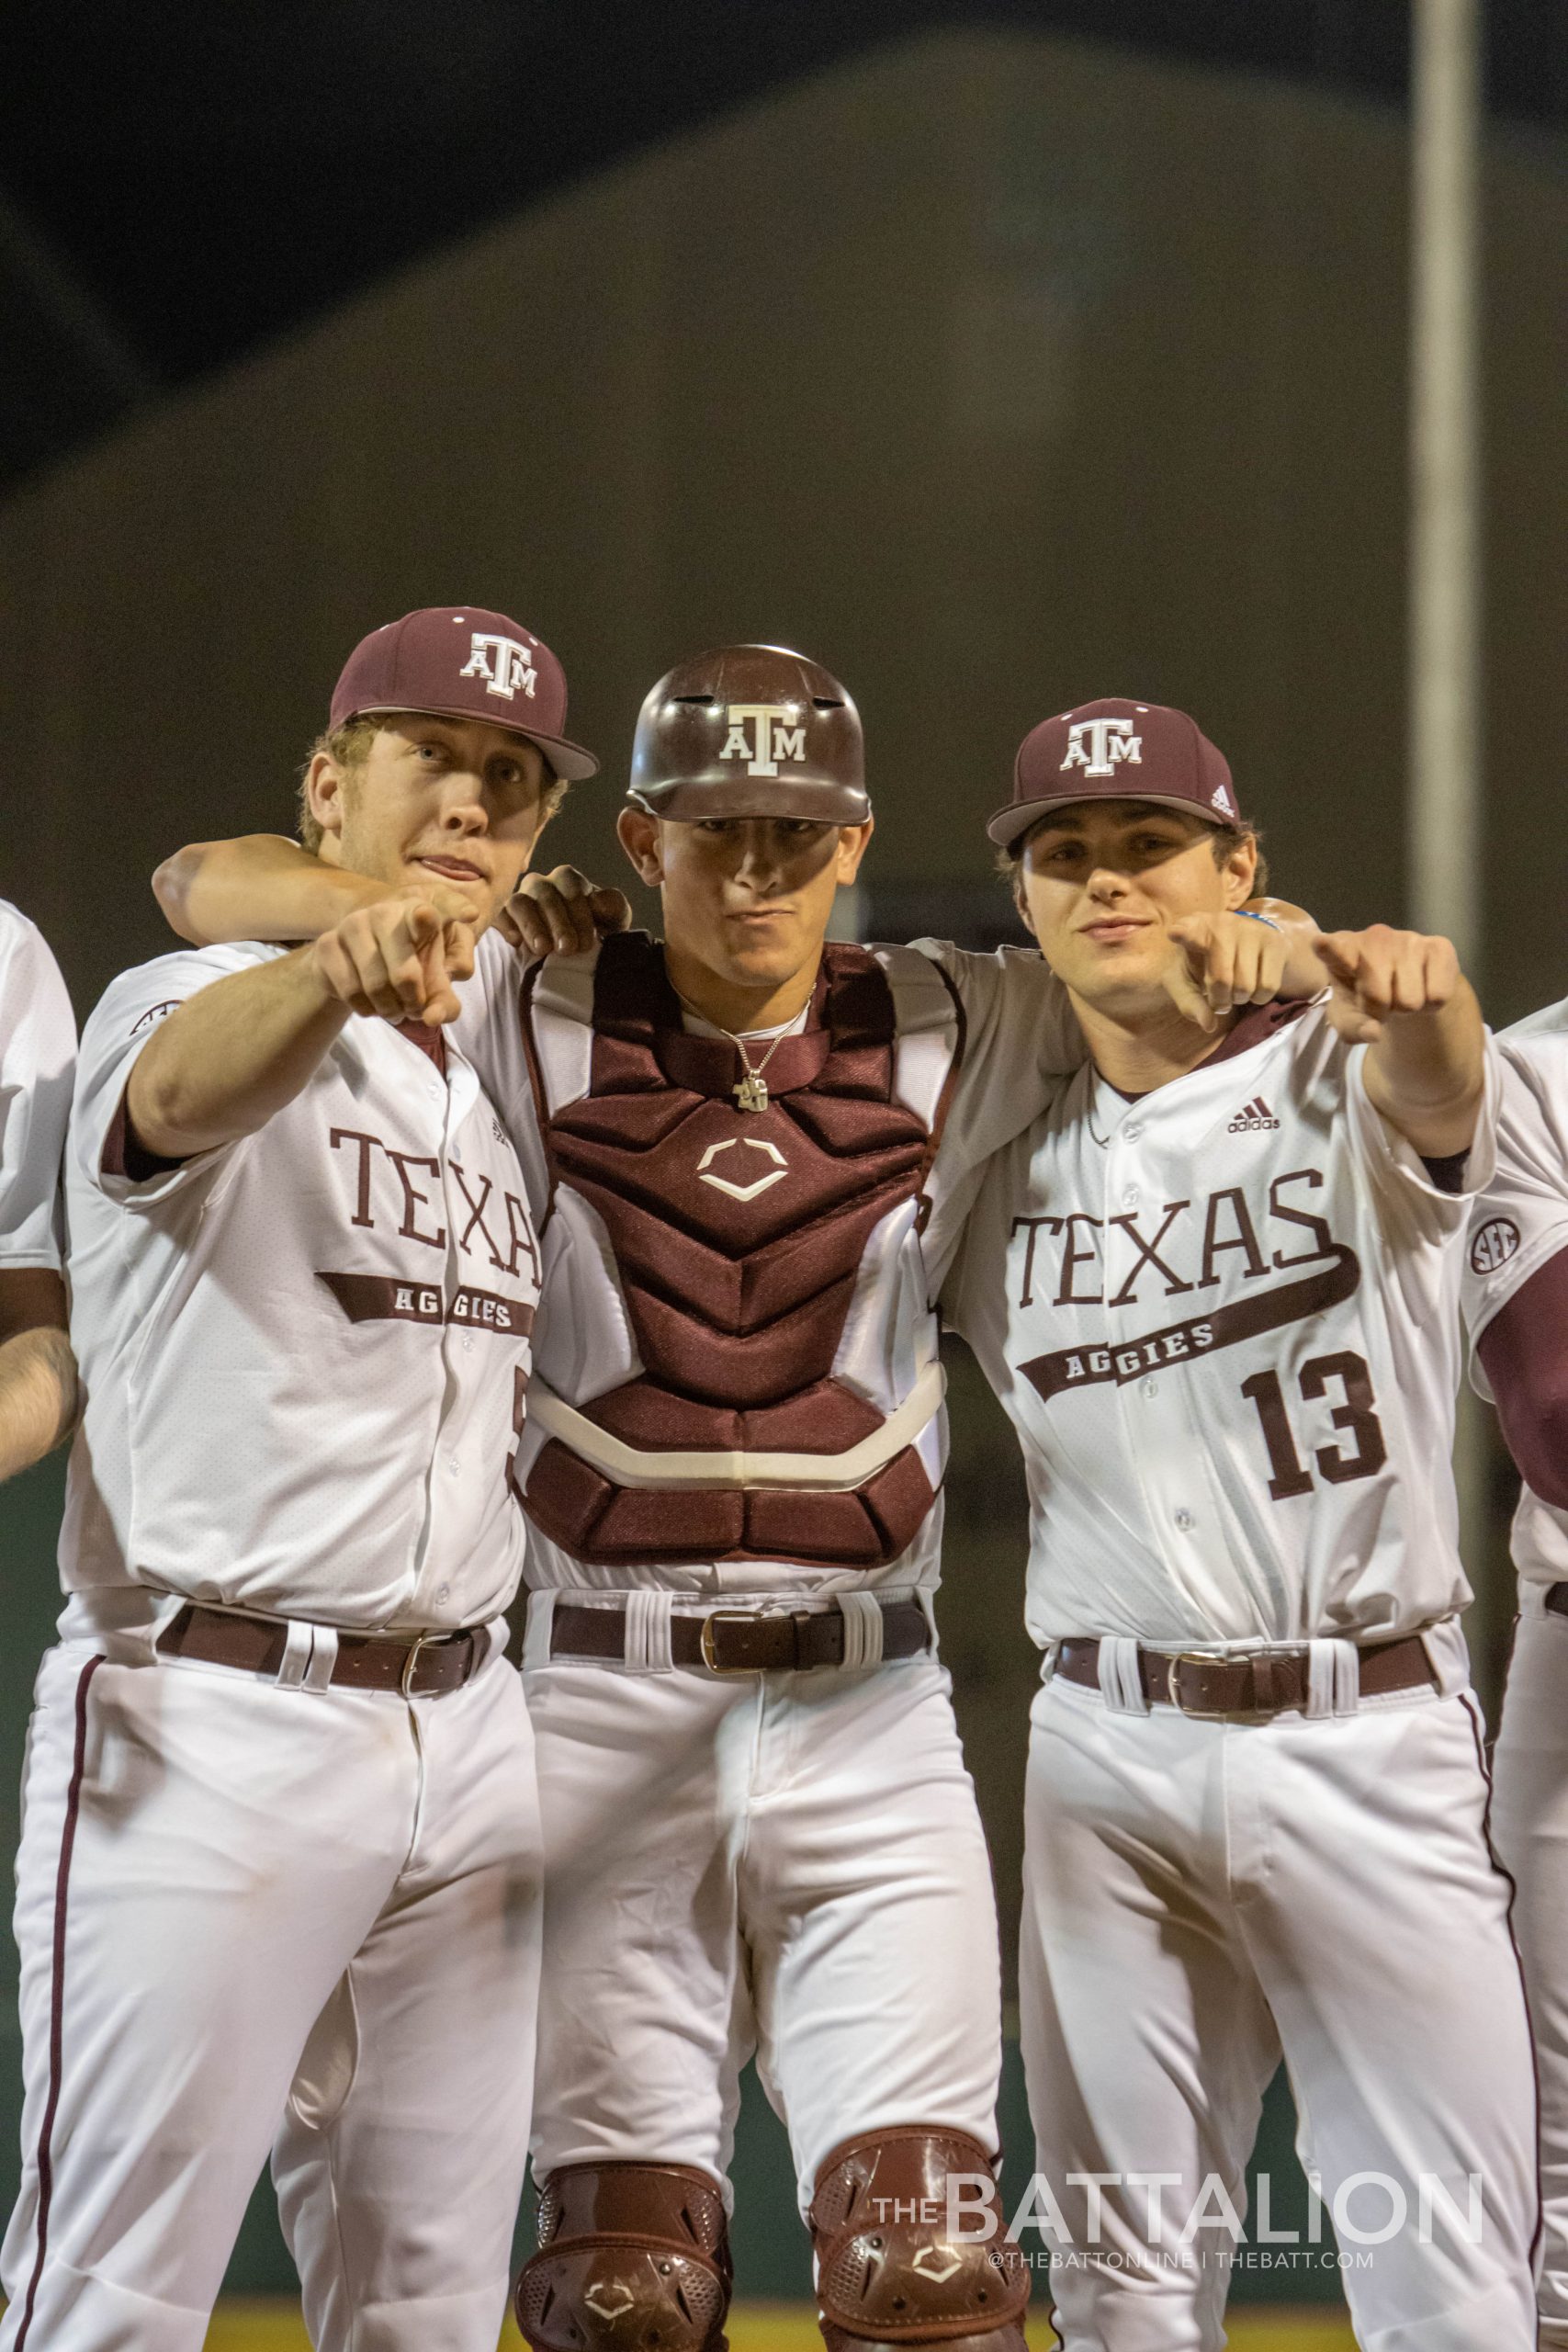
[698, 1609, 768, 1676]
[1163, 1650, 1240, 1720]
[400, 1631, 437, 1699]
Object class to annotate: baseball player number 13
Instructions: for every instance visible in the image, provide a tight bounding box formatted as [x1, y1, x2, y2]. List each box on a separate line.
[1239, 1353, 1389, 1500]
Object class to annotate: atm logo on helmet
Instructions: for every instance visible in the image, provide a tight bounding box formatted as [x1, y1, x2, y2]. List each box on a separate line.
[720, 703, 808, 777]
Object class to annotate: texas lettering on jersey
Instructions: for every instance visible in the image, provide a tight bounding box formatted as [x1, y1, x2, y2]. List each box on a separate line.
[320, 1124, 540, 1330]
[1009, 1170, 1359, 1400]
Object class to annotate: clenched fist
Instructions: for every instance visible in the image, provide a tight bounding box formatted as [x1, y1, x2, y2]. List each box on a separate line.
[1314, 925, 1461, 1046]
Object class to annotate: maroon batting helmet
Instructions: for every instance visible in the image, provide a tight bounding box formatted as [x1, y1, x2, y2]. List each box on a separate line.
[626, 645, 868, 823]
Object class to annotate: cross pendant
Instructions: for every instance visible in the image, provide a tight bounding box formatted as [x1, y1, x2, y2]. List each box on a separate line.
[734, 1071, 770, 1114]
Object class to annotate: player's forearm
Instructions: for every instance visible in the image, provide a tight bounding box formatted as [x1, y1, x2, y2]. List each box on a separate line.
[154, 835, 381, 947]
[0, 1325, 77, 1483]
[128, 948, 352, 1157]
[1362, 978, 1486, 1157]
[1252, 900, 1326, 1000]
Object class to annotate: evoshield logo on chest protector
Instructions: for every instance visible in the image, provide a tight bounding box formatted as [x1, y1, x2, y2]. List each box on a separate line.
[696, 1136, 789, 1202]
[719, 704, 808, 776]
[1059, 716, 1141, 776]
[458, 631, 537, 701]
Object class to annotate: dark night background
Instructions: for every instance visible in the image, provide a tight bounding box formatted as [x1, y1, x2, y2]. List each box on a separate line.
[1, 0, 1564, 2318]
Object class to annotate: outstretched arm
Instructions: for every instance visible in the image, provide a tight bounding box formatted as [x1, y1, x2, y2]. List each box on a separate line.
[128, 900, 471, 1159]
[1315, 925, 1483, 1158]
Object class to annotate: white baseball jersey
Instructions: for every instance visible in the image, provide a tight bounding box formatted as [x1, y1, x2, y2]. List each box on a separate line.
[60, 942, 540, 1629]
[1461, 1000, 1568, 1595]
[452, 929, 1081, 1600]
[0, 900, 75, 1276]
[944, 1000, 1497, 1648]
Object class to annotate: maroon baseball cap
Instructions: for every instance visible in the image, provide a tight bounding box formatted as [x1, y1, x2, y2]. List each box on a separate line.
[987, 697, 1244, 852]
[330, 606, 599, 782]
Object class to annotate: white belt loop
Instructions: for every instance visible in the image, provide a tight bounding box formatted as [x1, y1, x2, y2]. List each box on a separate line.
[625, 1590, 675, 1672]
[839, 1593, 885, 1670]
[302, 1623, 338, 1693]
[1306, 1637, 1360, 1717]
[275, 1617, 314, 1690]
[522, 1590, 557, 1671]
[1099, 1636, 1151, 1714]
[1418, 1615, 1472, 1697]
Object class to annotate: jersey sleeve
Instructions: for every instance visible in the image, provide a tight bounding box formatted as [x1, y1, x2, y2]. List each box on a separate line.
[898, 942, 1082, 1301]
[1340, 1023, 1500, 1249]
[908, 939, 1083, 1170]
[0, 911, 77, 1272]
[73, 944, 276, 1210]
[1459, 1029, 1568, 1397]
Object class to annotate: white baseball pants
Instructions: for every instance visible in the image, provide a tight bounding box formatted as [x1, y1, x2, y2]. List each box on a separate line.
[1021, 1661, 1539, 2352]
[523, 1638, 1003, 2210]
[0, 1626, 542, 2352]
[1490, 1592, 1568, 2346]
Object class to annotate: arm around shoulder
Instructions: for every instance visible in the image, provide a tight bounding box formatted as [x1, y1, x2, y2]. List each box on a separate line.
[153, 833, 382, 948]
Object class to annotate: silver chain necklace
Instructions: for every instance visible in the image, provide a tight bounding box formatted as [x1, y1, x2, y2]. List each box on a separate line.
[674, 990, 797, 1114]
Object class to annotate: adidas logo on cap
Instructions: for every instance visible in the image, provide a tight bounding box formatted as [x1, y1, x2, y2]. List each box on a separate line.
[1227, 1095, 1280, 1133]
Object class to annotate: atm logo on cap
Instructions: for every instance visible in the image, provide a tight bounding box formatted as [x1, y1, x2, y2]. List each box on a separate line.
[459, 631, 537, 702]
[720, 704, 807, 777]
[1060, 716, 1141, 776]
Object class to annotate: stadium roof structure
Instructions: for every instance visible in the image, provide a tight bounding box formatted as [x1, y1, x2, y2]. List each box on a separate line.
[2, 0, 1564, 493]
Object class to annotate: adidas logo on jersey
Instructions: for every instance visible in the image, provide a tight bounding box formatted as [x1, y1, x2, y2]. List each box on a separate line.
[1227, 1095, 1280, 1133]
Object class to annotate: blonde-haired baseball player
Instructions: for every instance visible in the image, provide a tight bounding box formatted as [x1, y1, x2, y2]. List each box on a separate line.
[1, 607, 596, 2352]
[0, 900, 77, 1481]
[943, 701, 1539, 2349]
[1461, 1001, 1568, 2348]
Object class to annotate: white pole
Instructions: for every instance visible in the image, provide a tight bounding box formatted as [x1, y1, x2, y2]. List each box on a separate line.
[1409, 0, 1489, 1641]
[1409, 0, 1482, 960]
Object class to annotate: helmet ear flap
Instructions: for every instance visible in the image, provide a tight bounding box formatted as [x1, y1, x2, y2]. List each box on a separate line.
[628, 645, 869, 825]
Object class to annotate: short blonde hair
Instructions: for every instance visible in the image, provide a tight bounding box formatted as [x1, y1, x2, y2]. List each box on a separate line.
[297, 714, 568, 854]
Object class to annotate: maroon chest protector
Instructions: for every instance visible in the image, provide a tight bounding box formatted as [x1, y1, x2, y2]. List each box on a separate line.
[520, 931, 951, 1569]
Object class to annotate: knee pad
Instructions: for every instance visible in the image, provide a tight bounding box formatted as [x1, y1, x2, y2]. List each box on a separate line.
[516, 2161, 733, 2352]
[807, 2128, 1030, 2352]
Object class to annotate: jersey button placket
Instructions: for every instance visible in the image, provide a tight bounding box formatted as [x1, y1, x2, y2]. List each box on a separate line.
[420, 1077, 469, 1614]
[1109, 1125, 1190, 1573]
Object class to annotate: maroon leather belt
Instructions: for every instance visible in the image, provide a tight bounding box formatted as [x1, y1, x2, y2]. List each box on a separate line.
[156, 1602, 491, 1696]
[1055, 1633, 1437, 1720]
[550, 1597, 931, 1675]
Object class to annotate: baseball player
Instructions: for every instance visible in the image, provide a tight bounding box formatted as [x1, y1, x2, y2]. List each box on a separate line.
[1, 605, 596, 2352]
[156, 650, 1315, 2352]
[1460, 1002, 1568, 2348]
[0, 900, 77, 1483]
[942, 699, 1540, 2350]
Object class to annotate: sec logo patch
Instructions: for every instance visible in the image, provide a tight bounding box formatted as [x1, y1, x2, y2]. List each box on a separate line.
[1470, 1217, 1521, 1276]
